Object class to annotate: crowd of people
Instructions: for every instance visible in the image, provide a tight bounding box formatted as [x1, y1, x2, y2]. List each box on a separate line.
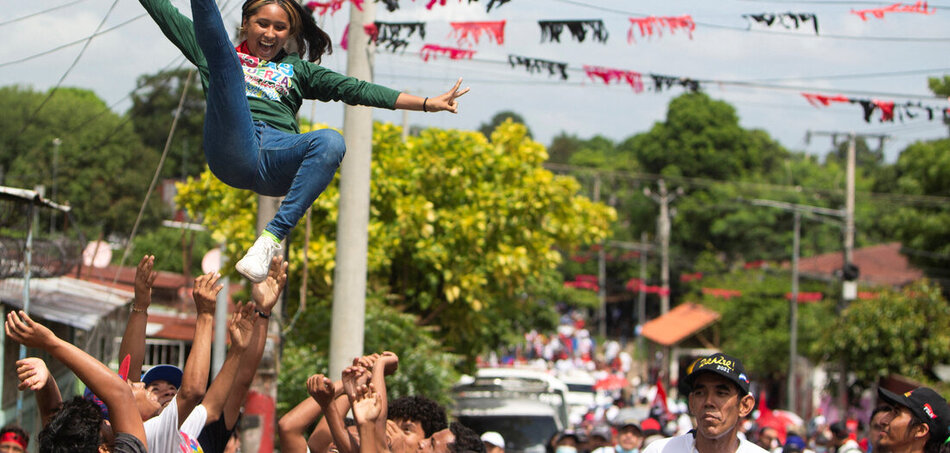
[5, 255, 488, 453]
[522, 350, 950, 453]
[4, 255, 950, 453]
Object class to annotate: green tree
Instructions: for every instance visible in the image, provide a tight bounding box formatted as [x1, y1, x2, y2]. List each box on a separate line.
[816, 280, 950, 385]
[0, 86, 165, 237]
[620, 92, 787, 180]
[547, 132, 583, 164]
[125, 227, 218, 275]
[176, 120, 615, 373]
[479, 110, 532, 139]
[879, 139, 950, 277]
[129, 68, 207, 179]
[691, 269, 835, 381]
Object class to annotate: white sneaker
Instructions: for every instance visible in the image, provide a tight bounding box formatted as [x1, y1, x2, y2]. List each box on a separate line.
[235, 235, 281, 283]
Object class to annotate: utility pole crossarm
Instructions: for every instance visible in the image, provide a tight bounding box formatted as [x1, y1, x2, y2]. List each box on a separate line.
[747, 198, 845, 219]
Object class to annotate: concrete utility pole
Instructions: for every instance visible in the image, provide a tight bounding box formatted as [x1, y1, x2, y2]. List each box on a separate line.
[747, 199, 845, 412]
[330, 0, 377, 379]
[637, 231, 648, 363]
[807, 129, 887, 415]
[843, 133, 856, 304]
[645, 179, 680, 315]
[593, 175, 608, 338]
[246, 196, 281, 452]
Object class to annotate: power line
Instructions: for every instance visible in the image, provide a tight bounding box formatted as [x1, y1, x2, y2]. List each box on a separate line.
[543, 162, 950, 208]
[0, 13, 145, 69]
[551, 0, 950, 42]
[747, 67, 950, 83]
[18, 0, 121, 136]
[0, 0, 91, 27]
[376, 45, 944, 100]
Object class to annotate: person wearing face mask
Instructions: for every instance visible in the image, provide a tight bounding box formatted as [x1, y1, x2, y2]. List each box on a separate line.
[613, 421, 644, 453]
[553, 431, 582, 453]
[643, 352, 768, 453]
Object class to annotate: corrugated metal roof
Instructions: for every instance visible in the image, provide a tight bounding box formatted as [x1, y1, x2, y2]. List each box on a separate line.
[641, 303, 720, 347]
[0, 276, 131, 329]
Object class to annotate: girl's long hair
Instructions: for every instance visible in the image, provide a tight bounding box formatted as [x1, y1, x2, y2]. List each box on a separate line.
[241, 0, 332, 63]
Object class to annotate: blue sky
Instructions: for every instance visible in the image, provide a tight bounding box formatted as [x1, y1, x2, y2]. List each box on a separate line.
[3, 0, 949, 162]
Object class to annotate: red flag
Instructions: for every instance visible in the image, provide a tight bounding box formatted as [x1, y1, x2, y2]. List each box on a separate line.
[654, 379, 670, 416]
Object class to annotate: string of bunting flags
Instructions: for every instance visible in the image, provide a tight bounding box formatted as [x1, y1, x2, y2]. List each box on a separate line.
[801, 92, 950, 123]
[311, 1, 945, 119]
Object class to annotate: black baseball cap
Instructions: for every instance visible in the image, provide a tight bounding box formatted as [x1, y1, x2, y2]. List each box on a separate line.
[879, 387, 950, 444]
[681, 352, 751, 395]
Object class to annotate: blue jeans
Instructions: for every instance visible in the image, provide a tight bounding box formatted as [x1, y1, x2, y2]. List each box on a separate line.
[191, 0, 345, 240]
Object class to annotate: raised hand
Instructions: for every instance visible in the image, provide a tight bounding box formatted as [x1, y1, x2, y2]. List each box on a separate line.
[386, 420, 410, 452]
[355, 353, 380, 370]
[192, 271, 222, 315]
[251, 256, 288, 314]
[351, 383, 382, 425]
[427, 77, 470, 114]
[228, 301, 256, 350]
[377, 351, 399, 376]
[5, 311, 57, 349]
[133, 255, 157, 310]
[307, 374, 335, 408]
[341, 365, 371, 402]
[16, 357, 51, 391]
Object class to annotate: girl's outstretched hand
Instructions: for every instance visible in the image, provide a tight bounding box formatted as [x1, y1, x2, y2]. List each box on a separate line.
[428, 77, 470, 113]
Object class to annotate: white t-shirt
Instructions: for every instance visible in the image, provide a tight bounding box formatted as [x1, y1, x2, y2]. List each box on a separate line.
[144, 396, 208, 453]
[643, 433, 768, 453]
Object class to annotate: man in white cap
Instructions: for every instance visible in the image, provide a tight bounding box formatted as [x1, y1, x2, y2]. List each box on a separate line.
[481, 431, 505, 453]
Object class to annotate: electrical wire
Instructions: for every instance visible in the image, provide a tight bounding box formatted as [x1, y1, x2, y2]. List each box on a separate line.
[17, 0, 122, 137]
[0, 0, 91, 27]
[746, 67, 950, 83]
[0, 13, 145, 69]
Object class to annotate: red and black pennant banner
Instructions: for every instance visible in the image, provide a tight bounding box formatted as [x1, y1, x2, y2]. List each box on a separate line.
[538, 20, 610, 43]
[802, 92, 950, 123]
[627, 15, 696, 43]
[742, 13, 819, 35]
[851, 1, 935, 20]
[374, 0, 513, 13]
[450, 20, 506, 46]
[420, 44, 476, 61]
[508, 54, 569, 80]
[307, 0, 363, 16]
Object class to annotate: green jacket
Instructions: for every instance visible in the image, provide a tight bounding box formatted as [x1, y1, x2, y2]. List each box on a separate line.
[139, 0, 401, 133]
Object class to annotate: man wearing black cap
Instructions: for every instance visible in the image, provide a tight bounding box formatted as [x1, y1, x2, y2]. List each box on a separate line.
[876, 387, 950, 453]
[643, 352, 767, 453]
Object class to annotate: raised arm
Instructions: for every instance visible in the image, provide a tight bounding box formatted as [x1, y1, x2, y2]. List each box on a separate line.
[310, 373, 356, 453]
[16, 357, 62, 426]
[6, 311, 146, 445]
[198, 301, 254, 425]
[219, 257, 288, 429]
[352, 383, 383, 453]
[370, 352, 398, 451]
[177, 271, 220, 427]
[393, 78, 470, 113]
[138, 0, 208, 70]
[120, 255, 157, 383]
[279, 395, 323, 453]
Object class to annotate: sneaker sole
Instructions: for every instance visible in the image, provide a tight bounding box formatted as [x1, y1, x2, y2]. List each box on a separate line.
[235, 261, 267, 283]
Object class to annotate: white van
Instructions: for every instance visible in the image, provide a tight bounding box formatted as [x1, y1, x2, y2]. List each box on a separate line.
[556, 369, 596, 427]
[453, 368, 570, 453]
